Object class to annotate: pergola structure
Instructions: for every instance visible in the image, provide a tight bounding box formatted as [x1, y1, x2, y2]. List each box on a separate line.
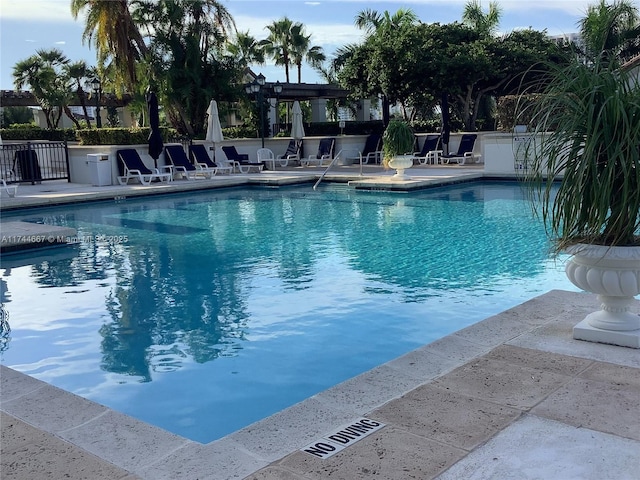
[1, 81, 371, 133]
[1, 90, 132, 108]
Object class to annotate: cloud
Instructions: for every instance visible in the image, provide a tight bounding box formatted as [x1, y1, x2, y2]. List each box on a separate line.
[2, 0, 78, 22]
[55, 41, 66, 45]
[336, 0, 588, 14]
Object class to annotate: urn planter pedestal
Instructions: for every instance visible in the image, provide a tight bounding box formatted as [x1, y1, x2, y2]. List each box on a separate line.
[565, 244, 640, 348]
[387, 155, 413, 180]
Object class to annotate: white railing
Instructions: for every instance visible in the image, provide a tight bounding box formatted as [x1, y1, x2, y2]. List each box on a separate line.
[313, 148, 361, 190]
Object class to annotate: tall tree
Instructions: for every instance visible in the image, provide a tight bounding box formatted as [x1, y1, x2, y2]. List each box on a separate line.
[137, 0, 240, 135]
[350, 8, 420, 124]
[70, 0, 148, 90]
[462, 1, 502, 37]
[261, 17, 295, 82]
[354, 8, 419, 35]
[12, 49, 79, 129]
[227, 30, 265, 69]
[64, 60, 93, 128]
[579, 0, 640, 66]
[290, 23, 325, 83]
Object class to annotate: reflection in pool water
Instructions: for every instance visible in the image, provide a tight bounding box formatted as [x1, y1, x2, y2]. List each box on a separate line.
[0, 182, 576, 442]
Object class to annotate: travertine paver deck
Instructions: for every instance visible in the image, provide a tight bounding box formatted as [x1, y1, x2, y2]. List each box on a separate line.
[1, 171, 639, 479]
[2, 290, 638, 480]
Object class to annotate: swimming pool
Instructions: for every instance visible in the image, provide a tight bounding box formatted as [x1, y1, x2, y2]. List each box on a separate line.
[0, 182, 576, 443]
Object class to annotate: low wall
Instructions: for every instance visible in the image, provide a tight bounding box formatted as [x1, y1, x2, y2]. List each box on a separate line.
[482, 132, 539, 175]
[66, 132, 538, 185]
[67, 136, 379, 184]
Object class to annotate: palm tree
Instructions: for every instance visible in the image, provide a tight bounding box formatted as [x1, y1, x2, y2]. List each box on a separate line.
[579, 0, 640, 66]
[290, 23, 325, 83]
[70, 0, 148, 90]
[262, 17, 295, 82]
[227, 30, 265, 69]
[138, 0, 238, 135]
[13, 49, 77, 129]
[354, 8, 418, 35]
[462, 1, 502, 37]
[352, 8, 419, 125]
[64, 61, 93, 128]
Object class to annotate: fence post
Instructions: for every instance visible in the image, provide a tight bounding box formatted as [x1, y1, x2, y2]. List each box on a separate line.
[64, 140, 70, 183]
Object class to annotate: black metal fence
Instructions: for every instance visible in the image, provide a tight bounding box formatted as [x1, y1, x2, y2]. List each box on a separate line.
[0, 141, 70, 184]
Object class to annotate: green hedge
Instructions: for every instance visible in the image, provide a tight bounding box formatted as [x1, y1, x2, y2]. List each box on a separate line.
[0, 126, 187, 145]
[75, 127, 178, 145]
[0, 127, 76, 141]
[221, 125, 255, 139]
[301, 120, 385, 136]
[0, 119, 475, 145]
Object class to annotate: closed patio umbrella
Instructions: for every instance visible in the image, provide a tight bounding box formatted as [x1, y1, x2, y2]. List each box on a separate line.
[291, 101, 305, 141]
[206, 100, 224, 157]
[147, 91, 163, 168]
[441, 92, 451, 156]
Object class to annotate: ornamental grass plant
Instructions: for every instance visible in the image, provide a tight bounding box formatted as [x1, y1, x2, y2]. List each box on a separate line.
[382, 120, 415, 168]
[519, 58, 640, 252]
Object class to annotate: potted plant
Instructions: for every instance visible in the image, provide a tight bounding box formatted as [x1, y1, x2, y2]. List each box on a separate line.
[520, 57, 640, 348]
[382, 120, 415, 179]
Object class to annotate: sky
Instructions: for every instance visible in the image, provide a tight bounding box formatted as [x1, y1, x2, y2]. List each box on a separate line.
[0, 0, 598, 91]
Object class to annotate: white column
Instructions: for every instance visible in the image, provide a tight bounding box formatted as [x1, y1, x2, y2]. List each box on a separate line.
[310, 98, 327, 123]
[267, 98, 277, 137]
[356, 99, 371, 121]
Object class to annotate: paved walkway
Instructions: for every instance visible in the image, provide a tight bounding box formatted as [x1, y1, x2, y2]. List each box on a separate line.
[1, 167, 638, 479]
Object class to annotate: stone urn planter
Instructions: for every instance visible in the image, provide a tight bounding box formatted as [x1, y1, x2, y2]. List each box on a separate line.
[387, 155, 414, 180]
[565, 244, 640, 348]
[517, 55, 640, 349]
[383, 120, 415, 181]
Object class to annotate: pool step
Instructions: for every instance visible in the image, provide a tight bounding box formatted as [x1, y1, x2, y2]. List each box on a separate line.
[0, 221, 77, 253]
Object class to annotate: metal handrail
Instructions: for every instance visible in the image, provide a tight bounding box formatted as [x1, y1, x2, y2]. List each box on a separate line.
[313, 148, 346, 190]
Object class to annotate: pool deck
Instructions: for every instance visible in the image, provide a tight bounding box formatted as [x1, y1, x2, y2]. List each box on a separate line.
[1, 164, 639, 479]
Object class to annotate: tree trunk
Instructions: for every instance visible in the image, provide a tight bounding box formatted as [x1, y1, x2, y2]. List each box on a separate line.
[78, 88, 92, 128]
[382, 95, 390, 127]
[42, 107, 54, 129]
[52, 108, 63, 129]
[63, 105, 82, 129]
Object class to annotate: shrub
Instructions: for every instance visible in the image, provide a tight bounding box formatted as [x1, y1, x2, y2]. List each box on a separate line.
[75, 127, 174, 145]
[0, 127, 76, 141]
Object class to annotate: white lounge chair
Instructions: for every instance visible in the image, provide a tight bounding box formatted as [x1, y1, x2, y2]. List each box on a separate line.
[441, 134, 481, 165]
[222, 146, 263, 173]
[165, 145, 216, 180]
[276, 140, 302, 167]
[116, 149, 173, 185]
[412, 135, 442, 165]
[189, 144, 233, 175]
[257, 148, 276, 170]
[301, 138, 335, 167]
[359, 134, 383, 164]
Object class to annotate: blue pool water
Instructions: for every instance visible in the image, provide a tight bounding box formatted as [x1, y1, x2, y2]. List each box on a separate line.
[0, 182, 576, 443]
